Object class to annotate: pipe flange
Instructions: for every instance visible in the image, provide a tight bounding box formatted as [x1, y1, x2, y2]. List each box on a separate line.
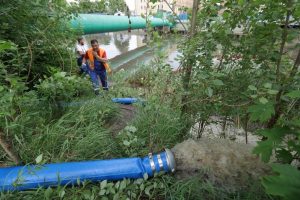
[165, 149, 176, 173]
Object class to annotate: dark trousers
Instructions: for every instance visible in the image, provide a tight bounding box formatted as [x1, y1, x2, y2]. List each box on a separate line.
[89, 69, 108, 91]
[77, 57, 89, 74]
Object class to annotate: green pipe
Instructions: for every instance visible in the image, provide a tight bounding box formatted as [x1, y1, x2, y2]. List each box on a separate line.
[71, 14, 171, 34]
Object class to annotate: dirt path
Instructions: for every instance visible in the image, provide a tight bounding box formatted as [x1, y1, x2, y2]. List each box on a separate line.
[107, 104, 136, 136]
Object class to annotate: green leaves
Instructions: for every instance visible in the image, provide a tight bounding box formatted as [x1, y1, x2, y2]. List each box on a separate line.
[248, 102, 275, 122]
[286, 90, 300, 98]
[212, 79, 224, 86]
[36, 71, 90, 102]
[253, 140, 273, 162]
[259, 97, 268, 104]
[253, 127, 286, 162]
[263, 83, 272, 89]
[248, 85, 257, 91]
[262, 164, 300, 200]
[253, 126, 298, 163]
[205, 87, 213, 97]
[0, 40, 15, 52]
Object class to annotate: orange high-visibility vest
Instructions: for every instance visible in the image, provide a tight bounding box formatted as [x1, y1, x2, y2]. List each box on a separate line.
[86, 48, 111, 72]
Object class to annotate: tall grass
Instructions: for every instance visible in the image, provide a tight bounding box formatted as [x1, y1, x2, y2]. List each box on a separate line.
[19, 97, 121, 163]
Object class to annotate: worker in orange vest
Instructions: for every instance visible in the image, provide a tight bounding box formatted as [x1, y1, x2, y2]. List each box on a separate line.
[82, 39, 112, 95]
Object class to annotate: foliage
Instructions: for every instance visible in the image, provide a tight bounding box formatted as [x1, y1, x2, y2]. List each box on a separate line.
[71, 0, 127, 15]
[1, 0, 299, 199]
[177, 0, 300, 199]
[1, 170, 271, 200]
[0, 0, 78, 84]
[36, 71, 91, 102]
[262, 164, 300, 200]
[1, 175, 166, 200]
[253, 119, 300, 163]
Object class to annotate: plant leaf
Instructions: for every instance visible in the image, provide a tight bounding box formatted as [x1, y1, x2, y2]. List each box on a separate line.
[248, 102, 275, 122]
[35, 154, 43, 164]
[253, 140, 273, 162]
[212, 79, 224, 86]
[259, 97, 268, 104]
[262, 164, 300, 200]
[248, 85, 257, 91]
[286, 90, 300, 98]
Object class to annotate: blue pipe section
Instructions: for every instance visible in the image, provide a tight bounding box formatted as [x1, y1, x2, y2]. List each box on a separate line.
[0, 149, 175, 192]
[112, 98, 138, 105]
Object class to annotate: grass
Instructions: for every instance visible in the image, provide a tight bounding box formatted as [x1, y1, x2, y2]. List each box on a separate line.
[0, 62, 272, 199]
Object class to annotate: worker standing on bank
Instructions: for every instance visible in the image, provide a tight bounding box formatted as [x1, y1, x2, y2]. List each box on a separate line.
[76, 37, 88, 74]
[82, 39, 112, 95]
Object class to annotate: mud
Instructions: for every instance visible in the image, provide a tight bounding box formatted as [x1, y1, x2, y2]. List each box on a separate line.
[107, 104, 136, 136]
[172, 138, 270, 190]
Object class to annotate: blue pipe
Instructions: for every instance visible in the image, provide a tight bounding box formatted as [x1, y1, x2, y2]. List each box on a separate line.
[0, 149, 175, 192]
[112, 98, 138, 105]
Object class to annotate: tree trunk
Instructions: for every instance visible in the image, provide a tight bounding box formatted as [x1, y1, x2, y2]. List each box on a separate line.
[267, 1, 293, 128]
[275, 0, 292, 82]
[180, 0, 199, 114]
[179, 0, 200, 135]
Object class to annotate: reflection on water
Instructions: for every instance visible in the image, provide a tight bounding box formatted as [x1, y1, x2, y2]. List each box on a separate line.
[83, 30, 147, 59]
[165, 45, 181, 71]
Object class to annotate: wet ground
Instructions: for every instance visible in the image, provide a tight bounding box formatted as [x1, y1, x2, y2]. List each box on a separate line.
[106, 104, 136, 136]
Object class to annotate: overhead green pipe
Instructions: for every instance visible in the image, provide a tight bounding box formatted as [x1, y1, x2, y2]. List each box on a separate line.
[71, 14, 171, 34]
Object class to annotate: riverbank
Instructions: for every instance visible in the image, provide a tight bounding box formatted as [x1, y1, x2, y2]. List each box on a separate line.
[1, 54, 271, 199]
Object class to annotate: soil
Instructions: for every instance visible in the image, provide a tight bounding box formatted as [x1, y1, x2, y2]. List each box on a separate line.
[107, 104, 136, 136]
[171, 138, 270, 191]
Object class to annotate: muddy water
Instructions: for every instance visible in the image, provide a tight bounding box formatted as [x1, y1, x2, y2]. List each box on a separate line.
[83, 30, 147, 59]
[172, 138, 270, 190]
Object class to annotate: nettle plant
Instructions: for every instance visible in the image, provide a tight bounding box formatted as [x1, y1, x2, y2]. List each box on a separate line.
[179, 0, 300, 199]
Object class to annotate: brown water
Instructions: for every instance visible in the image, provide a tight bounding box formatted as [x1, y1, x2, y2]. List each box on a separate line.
[172, 138, 270, 190]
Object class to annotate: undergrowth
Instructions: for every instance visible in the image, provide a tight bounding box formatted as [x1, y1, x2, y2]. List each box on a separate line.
[1, 62, 271, 199]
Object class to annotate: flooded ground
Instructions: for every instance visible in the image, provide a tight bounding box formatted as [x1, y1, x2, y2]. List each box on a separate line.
[83, 30, 181, 71]
[83, 30, 147, 59]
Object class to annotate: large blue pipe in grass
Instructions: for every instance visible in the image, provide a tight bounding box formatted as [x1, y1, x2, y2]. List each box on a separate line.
[0, 149, 175, 192]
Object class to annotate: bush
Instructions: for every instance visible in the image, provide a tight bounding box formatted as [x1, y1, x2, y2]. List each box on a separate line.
[36, 71, 92, 103]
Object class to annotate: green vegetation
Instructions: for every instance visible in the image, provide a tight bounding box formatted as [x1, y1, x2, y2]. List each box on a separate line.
[72, 0, 128, 14]
[1, 0, 300, 199]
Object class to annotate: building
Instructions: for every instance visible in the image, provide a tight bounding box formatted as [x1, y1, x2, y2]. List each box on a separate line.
[131, 0, 193, 16]
[132, 0, 174, 16]
[174, 0, 193, 13]
[150, 0, 173, 13]
[133, 0, 147, 16]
